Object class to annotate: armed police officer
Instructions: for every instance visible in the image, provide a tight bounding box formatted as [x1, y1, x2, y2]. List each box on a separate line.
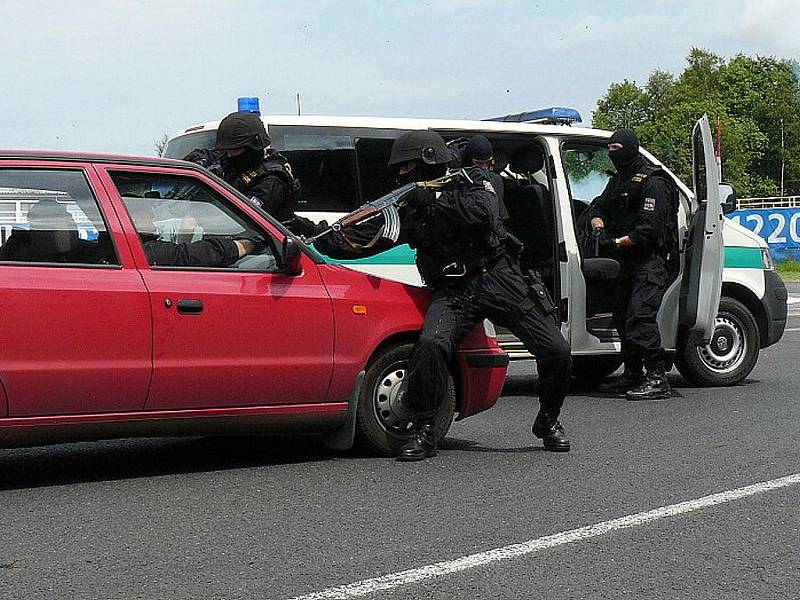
[315, 130, 572, 461]
[588, 128, 679, 401]
[184, 111, 302, 223]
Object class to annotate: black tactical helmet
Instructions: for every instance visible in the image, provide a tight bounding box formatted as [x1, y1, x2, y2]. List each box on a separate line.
[388, 130, 451, 166]
[215, 111, 270, 151]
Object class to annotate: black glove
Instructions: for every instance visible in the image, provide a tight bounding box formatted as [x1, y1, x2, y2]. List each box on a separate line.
[406, 188, 435, 208]
[593, 228, 616, 251]
[283, 216, 328, 238]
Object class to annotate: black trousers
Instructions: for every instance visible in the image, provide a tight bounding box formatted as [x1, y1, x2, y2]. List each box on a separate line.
[613, 255, 669, 370]
[405, 260, 572, 419]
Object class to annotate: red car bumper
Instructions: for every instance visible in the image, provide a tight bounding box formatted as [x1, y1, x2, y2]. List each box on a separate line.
[455, 327, 509, 420]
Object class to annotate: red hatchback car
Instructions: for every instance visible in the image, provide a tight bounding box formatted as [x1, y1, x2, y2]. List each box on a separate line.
[0, 152, 508, 455]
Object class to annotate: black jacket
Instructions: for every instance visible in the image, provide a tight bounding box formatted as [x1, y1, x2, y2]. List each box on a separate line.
[314, 168, 504, 286]
[588, 158, 675, 260]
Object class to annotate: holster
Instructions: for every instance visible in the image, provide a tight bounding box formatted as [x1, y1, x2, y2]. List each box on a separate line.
[507, 269, 556, 327]
[525, 269, 556, 316]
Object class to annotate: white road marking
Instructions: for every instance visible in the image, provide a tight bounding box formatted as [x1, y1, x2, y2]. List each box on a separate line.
[787, 296, 800, 305]
[290, 473, 800, 600]
[784, 327, 800, 332]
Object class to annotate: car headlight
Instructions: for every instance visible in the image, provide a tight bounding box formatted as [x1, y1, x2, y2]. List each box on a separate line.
[761, 247, 774, 270]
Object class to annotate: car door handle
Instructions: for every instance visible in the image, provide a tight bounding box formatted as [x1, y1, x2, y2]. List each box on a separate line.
[176, 299, 204, 315]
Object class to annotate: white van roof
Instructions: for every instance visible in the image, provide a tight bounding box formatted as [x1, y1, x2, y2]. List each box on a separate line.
[170, 114, 615, 141]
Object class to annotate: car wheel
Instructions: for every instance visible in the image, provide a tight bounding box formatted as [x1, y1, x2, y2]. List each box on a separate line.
[355, 342, 456, 456]
[572, 354, 623, 382]
[675, 296, 760, 387]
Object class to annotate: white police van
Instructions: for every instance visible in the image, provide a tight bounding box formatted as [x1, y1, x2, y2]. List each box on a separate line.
[165, 102, 787, 387]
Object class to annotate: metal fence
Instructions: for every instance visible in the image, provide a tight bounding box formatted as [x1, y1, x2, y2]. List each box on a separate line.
[737, 196, 800, 210]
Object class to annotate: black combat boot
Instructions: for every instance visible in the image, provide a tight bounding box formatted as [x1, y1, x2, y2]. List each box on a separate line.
[626, 366, 671, 401]
[531, 411, 570, 452]
[396, 420, 438, 462]
[597, 369, 644, 393]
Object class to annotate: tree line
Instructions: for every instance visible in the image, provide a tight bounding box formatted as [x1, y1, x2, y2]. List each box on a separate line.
[592, 48, 800, 198]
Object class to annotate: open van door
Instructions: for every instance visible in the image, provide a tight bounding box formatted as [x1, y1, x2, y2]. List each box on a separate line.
[679, 114, 723, 342]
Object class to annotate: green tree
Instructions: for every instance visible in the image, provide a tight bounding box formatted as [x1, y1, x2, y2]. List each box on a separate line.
[591, 48, 800, 197]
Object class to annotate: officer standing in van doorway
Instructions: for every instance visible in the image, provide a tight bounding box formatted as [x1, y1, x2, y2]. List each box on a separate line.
[588, 128, 679, 401]
[315, 130, 572, 461]
[183, 111, 305, 226]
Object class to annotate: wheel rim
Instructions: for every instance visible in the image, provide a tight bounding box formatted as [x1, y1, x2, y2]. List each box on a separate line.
[695, 312, 746, 374]
[371, 360, 414, 436]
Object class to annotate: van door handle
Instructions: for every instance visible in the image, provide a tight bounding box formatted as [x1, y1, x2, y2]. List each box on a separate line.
[176, 299, 204, 315]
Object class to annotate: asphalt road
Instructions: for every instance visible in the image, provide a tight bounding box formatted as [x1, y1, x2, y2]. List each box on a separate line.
[2, 299, 799, 599]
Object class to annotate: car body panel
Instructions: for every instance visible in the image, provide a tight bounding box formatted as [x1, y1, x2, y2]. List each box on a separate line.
[0, 151, 508, 448]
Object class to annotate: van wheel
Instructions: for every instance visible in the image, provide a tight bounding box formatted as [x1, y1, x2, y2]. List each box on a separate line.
[355, 342, 456, 456]
[572, 355, 623, 382]
[675, 296, 759, 387]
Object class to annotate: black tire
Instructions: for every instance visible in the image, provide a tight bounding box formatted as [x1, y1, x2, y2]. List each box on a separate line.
[572, 354, 623, 382]
[674, 296, 760, 387]
[354, 342, 456, 456]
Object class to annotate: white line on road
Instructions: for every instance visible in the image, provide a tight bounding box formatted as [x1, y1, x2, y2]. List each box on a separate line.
[290, 473, 800, 600]
[787, 296, 800, 305]
[784, 327, 800, 332]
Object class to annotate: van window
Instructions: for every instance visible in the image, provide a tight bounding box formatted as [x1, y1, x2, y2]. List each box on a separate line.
[163, 131, 217, 160]
[269, 125, 359, 213]
[561, 142, 614, 206]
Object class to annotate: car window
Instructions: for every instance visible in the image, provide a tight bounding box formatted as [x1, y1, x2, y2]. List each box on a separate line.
[109, 171, 278, 271]
[0, 168, 118, 266]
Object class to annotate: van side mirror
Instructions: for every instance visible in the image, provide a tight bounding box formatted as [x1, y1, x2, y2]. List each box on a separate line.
[719, 182, 737, 215]
[281, 236, 303, 276]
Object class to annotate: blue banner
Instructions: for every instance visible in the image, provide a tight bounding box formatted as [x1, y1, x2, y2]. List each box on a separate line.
[729, 208, 800, 262]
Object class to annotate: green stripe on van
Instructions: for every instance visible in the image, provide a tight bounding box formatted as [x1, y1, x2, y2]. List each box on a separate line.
[315, 243, 417, 265]
[317, 243, 762, 269]
[724, 246, 762, 269]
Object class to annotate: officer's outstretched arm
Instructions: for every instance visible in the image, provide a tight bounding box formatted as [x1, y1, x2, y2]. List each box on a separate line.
[312, 216, 399, 260]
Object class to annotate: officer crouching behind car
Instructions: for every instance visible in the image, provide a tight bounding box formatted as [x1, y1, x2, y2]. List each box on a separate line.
[184, 111, 315, 235]
[315, 130, 572, 461]
[589, 128, 679, 401]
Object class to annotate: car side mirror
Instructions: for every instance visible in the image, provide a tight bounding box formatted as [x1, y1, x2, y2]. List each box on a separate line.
[281, 236, 303, 276]
[719, 182, 737, 215]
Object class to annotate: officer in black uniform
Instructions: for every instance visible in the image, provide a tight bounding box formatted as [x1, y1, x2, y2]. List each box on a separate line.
[315, 130, 572, 461]
[461, 135, 510, 223]
[184, 111, 302, 223]
[588, 129, 678, 400]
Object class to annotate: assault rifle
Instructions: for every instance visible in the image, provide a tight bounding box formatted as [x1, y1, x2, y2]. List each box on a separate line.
[305, 169, 468, 245]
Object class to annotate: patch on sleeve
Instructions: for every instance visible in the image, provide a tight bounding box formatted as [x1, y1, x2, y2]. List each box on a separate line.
[643, 197, 656, 212]
[483, 180, 496, 194]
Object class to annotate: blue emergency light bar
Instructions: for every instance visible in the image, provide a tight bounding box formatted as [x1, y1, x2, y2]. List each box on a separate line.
[237, 96, 261, 115]
[485, 107, 582, 125]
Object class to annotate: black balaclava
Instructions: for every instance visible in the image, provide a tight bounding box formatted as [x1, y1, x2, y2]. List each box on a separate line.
[608, 128, 641, 176]
[397, 161, 447, 186]
[223, 148, 263, 178]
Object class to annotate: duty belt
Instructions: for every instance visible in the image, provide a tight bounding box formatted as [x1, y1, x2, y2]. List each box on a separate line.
[442, 252, 507, 278]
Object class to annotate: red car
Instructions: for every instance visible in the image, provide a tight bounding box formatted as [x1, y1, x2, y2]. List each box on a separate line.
[0, 151, 508, 455]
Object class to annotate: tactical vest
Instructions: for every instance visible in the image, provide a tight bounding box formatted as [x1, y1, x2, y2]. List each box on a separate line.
[605, 164, 679, 266]
[237, 150, 302, 205]
[405, 177, 504, 286]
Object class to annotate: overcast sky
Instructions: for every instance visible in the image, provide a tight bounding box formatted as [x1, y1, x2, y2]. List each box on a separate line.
[0, 0, 797, 156]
